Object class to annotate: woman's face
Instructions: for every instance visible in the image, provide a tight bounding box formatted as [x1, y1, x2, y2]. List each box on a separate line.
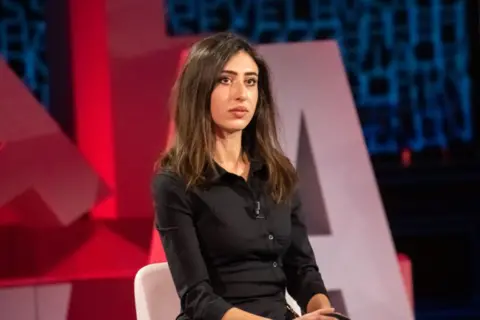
[210, 51, 259, 134]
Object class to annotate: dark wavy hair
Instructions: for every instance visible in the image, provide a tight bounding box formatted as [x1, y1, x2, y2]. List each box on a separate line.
[157, 32, 297, 203]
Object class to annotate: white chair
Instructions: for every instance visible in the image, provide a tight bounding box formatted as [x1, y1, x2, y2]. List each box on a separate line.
[134, 262, 180, 320]
[134, 262, 302, 320]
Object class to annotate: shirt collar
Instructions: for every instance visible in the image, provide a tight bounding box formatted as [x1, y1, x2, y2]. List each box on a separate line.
[206, 156, 266, 183]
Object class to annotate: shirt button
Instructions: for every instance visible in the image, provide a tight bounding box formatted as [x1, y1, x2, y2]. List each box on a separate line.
[268, 234, 274, 240]
[273, 262, 278, 268]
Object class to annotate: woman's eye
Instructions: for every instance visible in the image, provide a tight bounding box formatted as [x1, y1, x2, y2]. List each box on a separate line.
[246, 78, 257, 86]
[219, 77, 231, 84]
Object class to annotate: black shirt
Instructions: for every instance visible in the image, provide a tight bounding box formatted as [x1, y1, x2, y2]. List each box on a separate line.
[152, 160, 328, 320]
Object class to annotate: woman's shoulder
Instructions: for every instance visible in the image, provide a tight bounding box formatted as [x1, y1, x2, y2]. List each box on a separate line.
[151, 169, 188, 197]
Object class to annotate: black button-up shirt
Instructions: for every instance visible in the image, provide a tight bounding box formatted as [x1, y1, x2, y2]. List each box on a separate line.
[152, 160, 328, 320]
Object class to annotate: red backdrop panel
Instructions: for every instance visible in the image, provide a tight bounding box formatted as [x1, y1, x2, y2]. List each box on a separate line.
[0, 58, 110, 283]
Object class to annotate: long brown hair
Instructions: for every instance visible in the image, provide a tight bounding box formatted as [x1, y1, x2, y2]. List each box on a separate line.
[157, 32, 297, 203]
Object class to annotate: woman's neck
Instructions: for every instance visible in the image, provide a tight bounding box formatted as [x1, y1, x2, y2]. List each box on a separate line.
[213, 130, 247, 174]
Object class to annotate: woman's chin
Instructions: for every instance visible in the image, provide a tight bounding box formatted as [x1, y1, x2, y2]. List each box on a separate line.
[219, 121, 250, 133]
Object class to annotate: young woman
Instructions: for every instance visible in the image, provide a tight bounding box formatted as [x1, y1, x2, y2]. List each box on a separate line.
[152, 32, 338, 320]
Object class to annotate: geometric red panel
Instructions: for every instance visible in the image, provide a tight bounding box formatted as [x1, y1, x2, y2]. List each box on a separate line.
[0, 59, 110, 227]
[42, 223, 148, 279]
[0, 278, 137, 320]
[69, 0, 203, 221]
[68, 278, 136, 320]
[0, 219, 152, 286]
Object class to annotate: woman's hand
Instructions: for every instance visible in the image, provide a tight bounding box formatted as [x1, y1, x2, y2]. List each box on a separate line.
[294, 308, 337, 320]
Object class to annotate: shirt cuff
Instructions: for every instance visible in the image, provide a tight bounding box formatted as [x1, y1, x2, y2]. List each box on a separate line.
[203, 296, 233, 320]
[299, 279, 329, 312]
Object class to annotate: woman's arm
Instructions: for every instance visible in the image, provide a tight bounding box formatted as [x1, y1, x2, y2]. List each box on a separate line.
[152, 172, 269, 320]
[282, 190, 331, 314]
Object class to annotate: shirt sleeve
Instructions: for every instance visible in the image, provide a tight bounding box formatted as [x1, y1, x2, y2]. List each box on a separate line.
[151, 172, 233, 320]
[283, 189, 329, 313]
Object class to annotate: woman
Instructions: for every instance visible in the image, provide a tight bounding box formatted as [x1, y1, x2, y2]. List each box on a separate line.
[152, 32, 338, 320]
